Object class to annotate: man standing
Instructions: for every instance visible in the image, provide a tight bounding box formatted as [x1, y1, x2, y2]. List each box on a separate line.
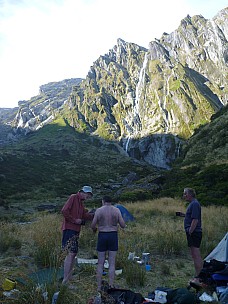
[91, 196, 126, 291]
[182, 187, 203, 276]
[61, 185, 93, 284]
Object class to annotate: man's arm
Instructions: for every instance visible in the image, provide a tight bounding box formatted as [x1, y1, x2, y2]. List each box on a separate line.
[189, 218, 198, 235]
[61, 195, 76, 223]
[61, 195, 84, 225]
[176, 211, 185, 217]
[117, 210, 126, 228]
[83, 208, 94, 221]
[91, 212, 98, 232]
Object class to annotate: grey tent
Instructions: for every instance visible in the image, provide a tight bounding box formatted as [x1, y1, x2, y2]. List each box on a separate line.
[205, 232, 228, 262]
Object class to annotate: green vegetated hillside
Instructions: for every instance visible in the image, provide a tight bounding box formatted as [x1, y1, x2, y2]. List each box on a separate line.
[0, 117, 156, 209]
[160, 105, 228, 206]
[0, 106, 228, 210]
[1, 9, 227, 211]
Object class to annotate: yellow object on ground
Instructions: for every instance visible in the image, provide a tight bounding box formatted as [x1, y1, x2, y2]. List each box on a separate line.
[2, 278, 16, 291]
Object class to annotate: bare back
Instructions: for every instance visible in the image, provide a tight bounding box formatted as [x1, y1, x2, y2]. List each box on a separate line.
[92, 205, 125, 232]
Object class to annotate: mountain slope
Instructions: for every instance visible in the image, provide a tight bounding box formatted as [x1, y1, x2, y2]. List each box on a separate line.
[160, 105, 228, 205]
[179, 105, 228, 167]
[0, 8, 227, 209]
[0, 117, 157, 207]
[0, 106, 227, 208]
[61, 8, 227, 167]
[3, 8, 227, 169]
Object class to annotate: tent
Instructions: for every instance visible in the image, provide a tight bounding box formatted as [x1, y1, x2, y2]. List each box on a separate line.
[205, 232, 228, 262]
[115, 204, 135, 222]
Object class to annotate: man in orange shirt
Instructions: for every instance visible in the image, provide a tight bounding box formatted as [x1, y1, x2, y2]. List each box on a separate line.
[61, 185, 93, 284]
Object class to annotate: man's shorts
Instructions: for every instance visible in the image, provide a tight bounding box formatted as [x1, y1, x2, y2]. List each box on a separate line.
[62, 229, 79, 253]
[97, 231, 118, 252]
[186, 231, 202, 248]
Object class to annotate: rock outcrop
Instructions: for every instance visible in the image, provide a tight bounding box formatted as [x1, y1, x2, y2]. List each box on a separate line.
[62, 8, 227, 168]
[2, 7, 228, 168]
[13, 78, 83, 133]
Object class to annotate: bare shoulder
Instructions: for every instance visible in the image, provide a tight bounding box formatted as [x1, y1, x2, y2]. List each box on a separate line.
[113, 206, 121, 214]
[96, 206, 103, 213]
[96, 206, 107, 214]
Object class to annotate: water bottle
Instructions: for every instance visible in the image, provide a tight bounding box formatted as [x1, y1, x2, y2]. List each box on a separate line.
[52, 291, 59, 304]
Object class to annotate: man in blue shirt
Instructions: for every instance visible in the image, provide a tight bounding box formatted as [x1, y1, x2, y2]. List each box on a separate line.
[181, 188, 203, 276]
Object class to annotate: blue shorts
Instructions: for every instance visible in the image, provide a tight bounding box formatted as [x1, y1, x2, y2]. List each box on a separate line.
[62, 229, 79, 253]
[186, 231, 202, 248]
[97, 231, 118, 252]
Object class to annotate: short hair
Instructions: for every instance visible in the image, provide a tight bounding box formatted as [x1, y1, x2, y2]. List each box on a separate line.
[102, 196, 112, 203]
[184, 188, 196, 198]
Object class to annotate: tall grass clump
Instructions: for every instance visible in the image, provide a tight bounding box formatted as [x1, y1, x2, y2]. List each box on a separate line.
[0, 222, 22, 254]
[24, 213, 62, 268]
[78, 223, 98, 258]
[122, 198, 186, 256]
[15, 281, 76, 304]
[123, 262, 146, 287]
[200, 205, 228, 257]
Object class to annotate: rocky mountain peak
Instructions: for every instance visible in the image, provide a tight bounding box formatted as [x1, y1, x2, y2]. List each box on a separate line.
[1, 7, 227, 169]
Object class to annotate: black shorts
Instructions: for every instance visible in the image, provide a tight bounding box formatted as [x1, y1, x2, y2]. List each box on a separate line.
[97, 231, 118, 252]
[186, 231, 202, 248]
[62, 229, 79, 253]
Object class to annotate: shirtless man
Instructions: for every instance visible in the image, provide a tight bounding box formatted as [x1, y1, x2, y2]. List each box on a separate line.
[91, 196, 126, 290]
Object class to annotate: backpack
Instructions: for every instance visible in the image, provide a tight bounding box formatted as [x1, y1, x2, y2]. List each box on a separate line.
[166, 288, 197, 304]
[107, 287, 145, 304]
[198, 259, 228, 285]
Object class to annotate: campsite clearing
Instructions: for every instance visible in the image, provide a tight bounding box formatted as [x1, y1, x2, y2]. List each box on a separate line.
[0, 197, 227, 303]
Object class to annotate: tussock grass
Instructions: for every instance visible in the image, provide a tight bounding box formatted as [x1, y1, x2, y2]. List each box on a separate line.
[0, 197, 227, 303]
[0, 222, 23, 254]
[124, 262, 146, 287]
[24, 214, 63, 268]
[122, 198, 186, 255]
[201, 205, 228, 256]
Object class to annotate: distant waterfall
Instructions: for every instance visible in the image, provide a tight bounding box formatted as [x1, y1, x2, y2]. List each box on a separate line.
[175, 140, 181, 158]
[134, 53, 148, 117]
[124, 53, 148, 154]
[125, 137, 130, 153]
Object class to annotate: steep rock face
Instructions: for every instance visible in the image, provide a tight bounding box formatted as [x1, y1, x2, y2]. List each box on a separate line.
[126, 134, 182, 169]
[0, 108, 19, 145]
[13, 78, 82, 133]
[6, 8, 227, 169]
[63, 8, 227, 168]
[156, 10, 228, 105]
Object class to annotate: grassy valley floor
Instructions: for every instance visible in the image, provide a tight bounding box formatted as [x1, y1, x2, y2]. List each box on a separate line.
[0, 197, 227, 303]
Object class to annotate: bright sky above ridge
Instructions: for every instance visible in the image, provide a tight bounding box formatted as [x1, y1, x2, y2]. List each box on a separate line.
[0, 0, 227, 108]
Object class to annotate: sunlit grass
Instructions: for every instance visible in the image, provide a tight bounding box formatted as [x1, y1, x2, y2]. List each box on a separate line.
[0, 197, 227, 303]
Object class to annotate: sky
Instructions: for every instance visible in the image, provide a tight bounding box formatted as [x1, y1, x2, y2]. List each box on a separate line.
[0, 0, 227, 108]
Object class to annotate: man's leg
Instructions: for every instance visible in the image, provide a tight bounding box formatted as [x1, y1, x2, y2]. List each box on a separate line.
[62, 230, 79, 284]
[190, 246, 203, 276]
[62, 252, 77, 284]
[108, 251, 117, 288]
[97, 251, 106, 290]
